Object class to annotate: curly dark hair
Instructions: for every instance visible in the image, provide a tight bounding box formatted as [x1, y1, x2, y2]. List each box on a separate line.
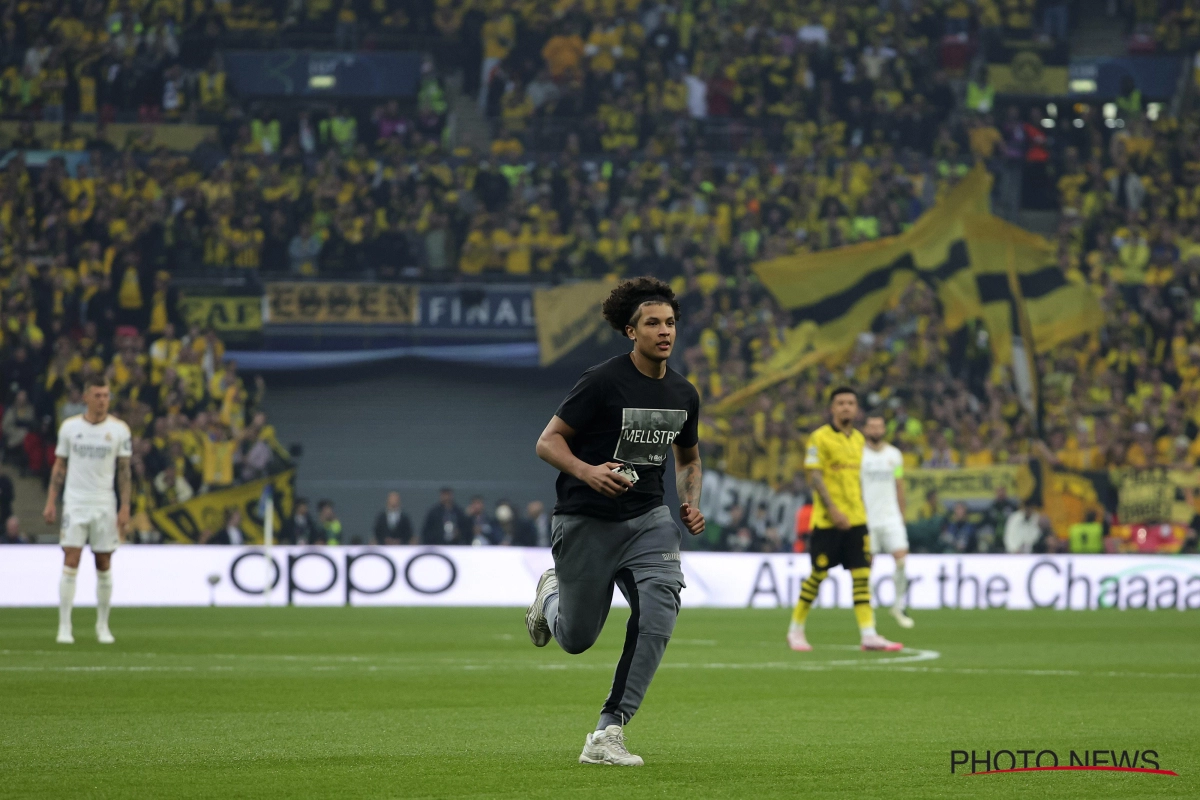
[601, 276, 680, 333]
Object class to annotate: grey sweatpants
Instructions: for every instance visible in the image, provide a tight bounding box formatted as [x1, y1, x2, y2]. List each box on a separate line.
[544, 505, 685, 730]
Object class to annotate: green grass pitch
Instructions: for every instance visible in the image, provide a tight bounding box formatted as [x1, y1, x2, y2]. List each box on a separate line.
[1, 606, 1197, 799]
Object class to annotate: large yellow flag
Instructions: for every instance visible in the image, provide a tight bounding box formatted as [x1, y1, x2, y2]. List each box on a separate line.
[964, 214, 1104, 365]
[716, 166, 1102, 415]
[533, 278, 617, 366]
[754, 165, 992, 339]
[715, 167, 992, 413]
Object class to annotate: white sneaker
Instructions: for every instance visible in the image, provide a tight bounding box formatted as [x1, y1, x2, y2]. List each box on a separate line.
[579, 725, 644, 766]
[861, 633, 903, 651]
[890, 606, 915, 629]
[96, 625, 115, 644]
[786, 628, 812, 652]
[525, 568, 556, 647]
[56, 626, 74, 644]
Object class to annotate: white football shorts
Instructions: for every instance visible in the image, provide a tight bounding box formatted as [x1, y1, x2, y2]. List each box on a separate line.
[869, 521, 909, 555]
[60, 506, 120, 553]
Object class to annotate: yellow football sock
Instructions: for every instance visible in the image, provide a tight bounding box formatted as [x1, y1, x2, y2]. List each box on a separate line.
[851, 567, 874, 631]
[791, 569, 826, 625]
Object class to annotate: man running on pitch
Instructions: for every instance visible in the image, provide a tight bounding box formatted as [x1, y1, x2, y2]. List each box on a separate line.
[44, 375, 132, 644]
[526, 276, 704, 766]
[862, 413, 914, 628]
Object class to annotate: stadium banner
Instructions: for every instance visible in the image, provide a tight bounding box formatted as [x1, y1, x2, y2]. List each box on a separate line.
[148, 471, 296, 544]
[0, 122, 217, 152]
[224, 51, 423, 98]
[0, 548, 1197, 611]
[1040, 467, 1199, 542]
[902, 465, 1035, 522]
[533, 278, 616, 366]
[1110, 467, 1200, 525]
[699, 470, 805, 531]
[226, 343, 541, 370]
[418, 286, 535, 331]
[699, 466, 1034, 528]
[248, 283, 543, 368]
[178, 293, 264, 335]
[987, 40, 1070, 96]
[265, 283, 419, 325]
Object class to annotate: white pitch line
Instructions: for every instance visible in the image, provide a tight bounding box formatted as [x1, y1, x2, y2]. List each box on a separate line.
[3, 662, 1199, 680]
[3, 663, 1198, 680]
[822, 645, 943, 665]
[3, 649, 1198, 680]
[0, 666, 199, 672]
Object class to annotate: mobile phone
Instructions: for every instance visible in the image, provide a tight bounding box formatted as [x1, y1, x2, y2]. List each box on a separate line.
[611, 464, 640, 484]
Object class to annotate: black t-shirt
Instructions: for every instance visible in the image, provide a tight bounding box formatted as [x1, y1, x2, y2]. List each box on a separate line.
[553, 354, 700, 521]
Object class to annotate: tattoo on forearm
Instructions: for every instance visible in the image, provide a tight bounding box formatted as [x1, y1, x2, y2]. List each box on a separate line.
[117, 457, 132, 508]
[810, 471, 838, 515]
[49, 460, 67, 499]
[676, 460, 702, 507]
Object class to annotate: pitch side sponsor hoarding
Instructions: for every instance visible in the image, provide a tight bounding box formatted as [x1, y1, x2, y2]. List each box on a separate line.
[0, 548, 1197, 610]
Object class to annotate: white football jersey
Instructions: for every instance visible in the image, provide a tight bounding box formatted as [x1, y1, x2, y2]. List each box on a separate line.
[860, 443, 904, 528]
[55, 415, 133, 508]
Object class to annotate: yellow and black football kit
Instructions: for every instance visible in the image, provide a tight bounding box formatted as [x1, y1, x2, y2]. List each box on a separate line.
[805, 423, 867, 530]
[792, 423, 874, 632]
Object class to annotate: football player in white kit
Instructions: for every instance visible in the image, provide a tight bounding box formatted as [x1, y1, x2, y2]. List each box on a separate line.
[43, 376, 132, 644]
[861, 414, 914, 629]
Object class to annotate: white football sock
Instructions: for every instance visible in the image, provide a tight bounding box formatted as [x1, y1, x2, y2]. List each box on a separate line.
[59, 567, 78, 629]
[788, 620, 804, 634]
[96, 569, 113, 629]
[893, 560, 908, 612]
[860, 626, 877, 639]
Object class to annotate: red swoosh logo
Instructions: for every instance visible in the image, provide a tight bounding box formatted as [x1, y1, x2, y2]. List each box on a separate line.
[967, 766, 1178, 777]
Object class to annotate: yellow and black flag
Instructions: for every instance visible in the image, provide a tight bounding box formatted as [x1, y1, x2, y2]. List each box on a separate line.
[754, 166, 992, 347]
[964, 214, 1104, 372]
[714, 168, 992, 413]
[715, 167, 1103, 416]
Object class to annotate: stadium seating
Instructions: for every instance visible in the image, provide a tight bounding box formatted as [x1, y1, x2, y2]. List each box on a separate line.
[1, 0, 1197, 554]
[0, 147, 292, 539]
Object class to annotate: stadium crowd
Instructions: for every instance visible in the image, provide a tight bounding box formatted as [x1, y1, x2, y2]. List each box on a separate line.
[0, 0, 1026, 283]
[2, 0, 1197, 553]
[0, 0, 439, 123]
[672, 84, 1200, 551]
[0, 150, 293, 541]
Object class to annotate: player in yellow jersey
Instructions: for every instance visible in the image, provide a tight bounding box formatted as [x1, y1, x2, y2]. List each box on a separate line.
[787, 388, 902, 652]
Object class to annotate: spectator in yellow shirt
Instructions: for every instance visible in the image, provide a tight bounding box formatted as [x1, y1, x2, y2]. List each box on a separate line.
[961, 434, 995, 467]
[542, 27, 585, 79]
[501, 84, 534, 135]
[202, 426, 237, 489]
[498, 217, 533, 275]
[460, 221, 493, 275]
[149, 323, 182, 383]
[968, 114, 1004, 163]
[231, 214, 265, 269]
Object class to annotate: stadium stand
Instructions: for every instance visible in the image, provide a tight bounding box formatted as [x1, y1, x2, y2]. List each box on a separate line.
[0, 153, 293, 541]
[0, 0, 1196, 554]
[0, 237, 294, 542]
